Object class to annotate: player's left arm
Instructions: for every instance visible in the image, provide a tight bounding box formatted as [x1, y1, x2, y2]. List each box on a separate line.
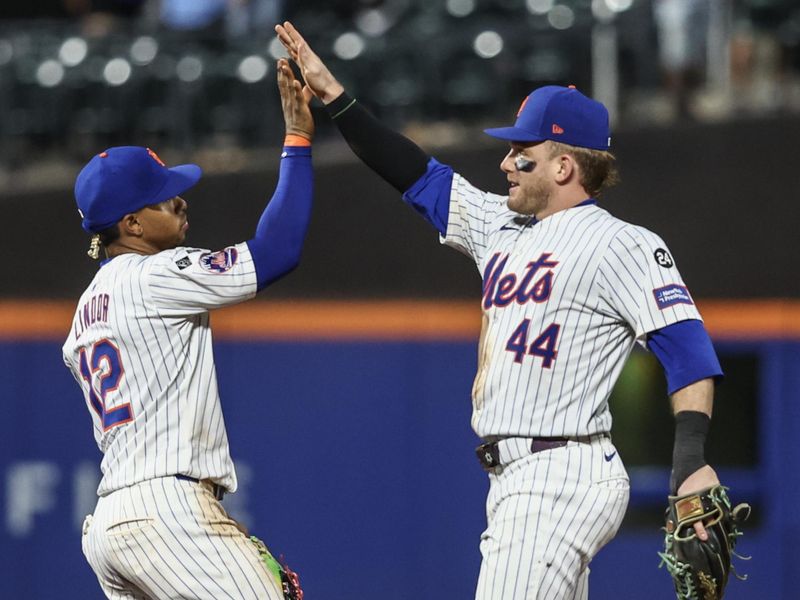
[669, 380, 721, 543]
[647, 321, 723, 497]
[598, 228, 724, 537]
[647, 320, 723, 540]
[147, 58, 314, 315]
[246, 58, 315, 291]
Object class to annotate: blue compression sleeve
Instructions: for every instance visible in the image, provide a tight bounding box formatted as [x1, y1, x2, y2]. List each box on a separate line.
[646, 319, 723, 395]
[401, 158, 454, 235]
[246, 145, 313, 291]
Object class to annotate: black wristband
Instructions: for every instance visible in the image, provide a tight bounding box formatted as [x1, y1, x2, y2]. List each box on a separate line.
[324, 92, 429, 192]
[670, 410, 710, 494]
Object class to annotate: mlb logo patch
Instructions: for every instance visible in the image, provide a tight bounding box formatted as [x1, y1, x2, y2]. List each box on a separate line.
[175, 256, 192, 270]
[653, 284, 694, 310]
[199, 247, 238, 273]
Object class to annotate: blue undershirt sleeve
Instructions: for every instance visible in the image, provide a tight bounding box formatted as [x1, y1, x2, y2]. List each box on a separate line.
[646, 319, 724, 395]
[246, 145, 313, 291]
[401, 158, 454, 236]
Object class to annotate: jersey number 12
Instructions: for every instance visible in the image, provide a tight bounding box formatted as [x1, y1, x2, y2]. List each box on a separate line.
[78, 339, 132, 431]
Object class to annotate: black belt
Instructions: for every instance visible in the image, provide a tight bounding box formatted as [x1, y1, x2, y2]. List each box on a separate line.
[175, 474, 226, 501]
[476, 437, 570, 471]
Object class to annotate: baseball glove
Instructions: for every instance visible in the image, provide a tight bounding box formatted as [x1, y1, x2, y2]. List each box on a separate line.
[658, 485, 750, 600]
[250, 536, 303, 600]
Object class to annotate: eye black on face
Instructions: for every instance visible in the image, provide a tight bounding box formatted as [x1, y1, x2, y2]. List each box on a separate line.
[515, 155, 536, 172]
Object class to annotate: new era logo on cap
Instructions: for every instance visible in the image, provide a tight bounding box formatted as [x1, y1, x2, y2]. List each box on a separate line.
[484, 85, 610, 150]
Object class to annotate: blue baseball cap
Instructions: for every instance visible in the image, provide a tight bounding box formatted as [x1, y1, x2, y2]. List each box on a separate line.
[74, 146, 202, 233]
[484, 85, 611, 150]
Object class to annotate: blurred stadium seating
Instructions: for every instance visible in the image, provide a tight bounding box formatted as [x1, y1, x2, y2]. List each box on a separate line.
[0, 0, 797, 177]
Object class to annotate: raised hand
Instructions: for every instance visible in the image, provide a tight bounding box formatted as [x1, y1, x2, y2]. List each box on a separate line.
[275, 21, 344, 104]
[277, 58, 314, 140]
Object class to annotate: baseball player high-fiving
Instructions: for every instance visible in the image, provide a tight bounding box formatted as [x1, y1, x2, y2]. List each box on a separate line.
[62, 60, 311, 600]
[277, 22, 725, 599]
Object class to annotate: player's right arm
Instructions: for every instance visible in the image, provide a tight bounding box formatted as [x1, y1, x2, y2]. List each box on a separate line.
[277, 22, 444, 218]
[276, 21, 507, 263]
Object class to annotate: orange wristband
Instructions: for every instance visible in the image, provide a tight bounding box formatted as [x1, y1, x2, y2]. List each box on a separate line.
[284, 134, 312, 147]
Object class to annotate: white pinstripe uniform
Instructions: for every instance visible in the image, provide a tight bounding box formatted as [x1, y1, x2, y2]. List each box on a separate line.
[62, 242, 285, 600]
[444, 174, 702, 599]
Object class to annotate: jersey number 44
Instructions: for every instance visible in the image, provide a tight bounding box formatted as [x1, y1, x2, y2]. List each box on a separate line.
[505, 320, 561, 367]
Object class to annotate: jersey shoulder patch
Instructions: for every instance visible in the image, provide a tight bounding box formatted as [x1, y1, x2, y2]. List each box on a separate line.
[653, 284, 694, 309]
[199, 247, 238, 273]
[175, 256, 192, 270]
[653, 247, 674, 268]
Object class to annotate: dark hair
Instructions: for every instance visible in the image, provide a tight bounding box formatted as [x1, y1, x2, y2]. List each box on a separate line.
[547, 141, 620, 197]
[98, 224, 120, 247]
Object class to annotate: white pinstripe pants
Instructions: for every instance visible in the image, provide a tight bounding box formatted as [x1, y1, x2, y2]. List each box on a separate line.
[475, 436, 630, 600]
[81, 476, 285, 600]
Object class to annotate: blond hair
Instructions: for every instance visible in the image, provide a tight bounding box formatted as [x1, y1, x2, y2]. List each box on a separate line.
[547, 141, 619, 197]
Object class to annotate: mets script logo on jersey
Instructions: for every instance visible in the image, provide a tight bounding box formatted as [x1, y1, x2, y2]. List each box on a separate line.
[653, 284, 693, 310]
[199, 247, 238, 273]
[482, 252, 558, 309]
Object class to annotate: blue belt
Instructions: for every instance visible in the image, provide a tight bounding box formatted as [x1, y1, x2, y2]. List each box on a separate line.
[174, 474, 225, 501]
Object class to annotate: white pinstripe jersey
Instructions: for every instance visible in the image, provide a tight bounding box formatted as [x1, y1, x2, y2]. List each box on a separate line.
[443, 174, 702, 439]
[63, 242, 257, 495]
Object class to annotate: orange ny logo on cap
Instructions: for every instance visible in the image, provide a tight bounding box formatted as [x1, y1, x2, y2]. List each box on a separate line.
[552, 124, 564, 134]
[147, 148, 166, 167]
[516, 96, 530, 117]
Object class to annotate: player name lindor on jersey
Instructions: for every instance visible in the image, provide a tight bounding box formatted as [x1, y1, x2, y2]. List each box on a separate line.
[73, 293, 110, 340]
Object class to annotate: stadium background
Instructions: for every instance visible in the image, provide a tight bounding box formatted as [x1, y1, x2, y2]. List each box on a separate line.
[2, 0, 799, 598]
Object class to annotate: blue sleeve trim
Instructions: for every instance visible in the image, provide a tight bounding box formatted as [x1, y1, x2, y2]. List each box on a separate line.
[247, 147, 313, 291]
[646, 319, 724, 395]
[401, 157, 454, 235]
